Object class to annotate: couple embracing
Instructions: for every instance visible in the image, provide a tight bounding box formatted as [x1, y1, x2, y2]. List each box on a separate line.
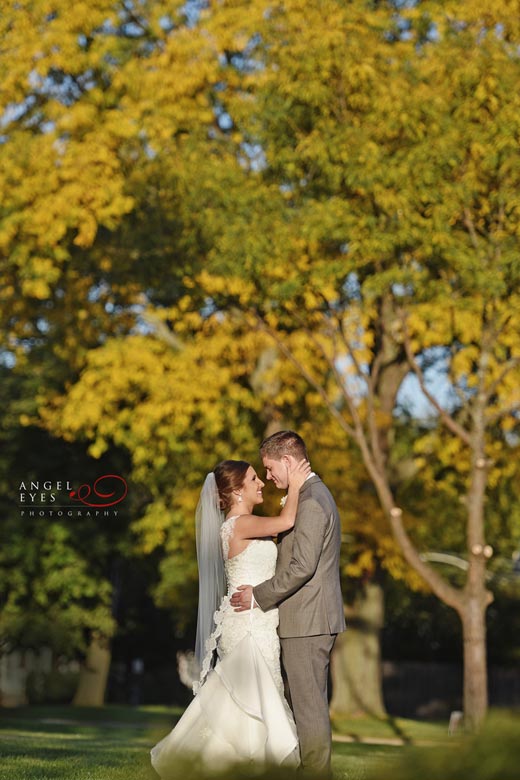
[151, 431, 346, 778]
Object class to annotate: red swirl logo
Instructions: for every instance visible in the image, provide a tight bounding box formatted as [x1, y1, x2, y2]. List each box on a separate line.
[69, 474, 128, 507]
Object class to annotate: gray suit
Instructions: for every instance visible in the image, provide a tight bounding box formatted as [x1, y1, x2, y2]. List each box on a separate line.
[253, 476, 346, 775]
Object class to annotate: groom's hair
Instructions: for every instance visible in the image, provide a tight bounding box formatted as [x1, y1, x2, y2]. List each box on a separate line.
[260, 430, 308, 461]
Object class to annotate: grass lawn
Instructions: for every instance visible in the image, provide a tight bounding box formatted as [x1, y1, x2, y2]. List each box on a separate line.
[330, 713, 449, 780]
[331, 712, 449, 744]
[0, 704, 178, 780]
[1, 704, 517, 780]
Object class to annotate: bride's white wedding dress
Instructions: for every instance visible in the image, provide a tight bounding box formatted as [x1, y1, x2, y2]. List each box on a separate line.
[150, 516, 300, 777]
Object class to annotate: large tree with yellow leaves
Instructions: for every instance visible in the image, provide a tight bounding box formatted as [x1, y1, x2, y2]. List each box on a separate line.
[2, 0, 520, 726]
[184, 0, 520, 728]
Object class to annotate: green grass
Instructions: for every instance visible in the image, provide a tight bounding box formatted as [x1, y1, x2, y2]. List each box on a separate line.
[0, 705, 518, 780]
[0, 705, 176, 780]
[331, 713, 449, 744]
[0, 704, 409, 780]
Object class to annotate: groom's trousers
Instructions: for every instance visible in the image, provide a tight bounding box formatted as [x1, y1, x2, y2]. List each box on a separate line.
[281, 633, 337, 777]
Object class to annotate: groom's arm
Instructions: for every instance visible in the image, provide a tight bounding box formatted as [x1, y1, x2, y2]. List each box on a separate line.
[253, 497, 328, 612]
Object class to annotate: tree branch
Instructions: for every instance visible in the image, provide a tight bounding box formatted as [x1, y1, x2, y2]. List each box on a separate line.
[138, 302, 184, 352]
[337, 314, 388, 476]
[400, 313, 472, 446]
[463, 207, 481, 252]
[448, 309, 474, 410]
[386, 508, 463, 609]
[485, 357, 520, 401]
[350, 443, 463, 610]
[254, 309, 463, 611]
[486, 402, 520, 425]
[252, 313, 357, 440]
[291, 309, 363, 432]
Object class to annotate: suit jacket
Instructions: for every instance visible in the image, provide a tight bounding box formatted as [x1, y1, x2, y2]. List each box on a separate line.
[253, 475, 346, 638]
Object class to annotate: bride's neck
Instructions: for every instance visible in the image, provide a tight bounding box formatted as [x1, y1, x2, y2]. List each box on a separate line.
[227, 501, 252, 518]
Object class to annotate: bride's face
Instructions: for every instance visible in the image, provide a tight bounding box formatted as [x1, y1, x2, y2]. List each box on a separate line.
[240, 466, 265, 506]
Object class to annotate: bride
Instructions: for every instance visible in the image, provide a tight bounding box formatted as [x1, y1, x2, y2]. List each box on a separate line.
[150, 457, 310, 777]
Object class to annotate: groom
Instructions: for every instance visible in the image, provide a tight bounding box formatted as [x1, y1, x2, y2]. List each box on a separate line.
[230, 430, 346, 777]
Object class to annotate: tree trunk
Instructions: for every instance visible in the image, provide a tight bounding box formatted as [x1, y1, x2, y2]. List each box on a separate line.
[330, 581, 385, 717]
[72, 632, 111, 707]
[460, 390, 492, 730]
[460, 596, 489, 731]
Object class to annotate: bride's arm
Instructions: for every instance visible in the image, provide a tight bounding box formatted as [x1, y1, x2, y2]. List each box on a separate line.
[234, 459, 310, 540]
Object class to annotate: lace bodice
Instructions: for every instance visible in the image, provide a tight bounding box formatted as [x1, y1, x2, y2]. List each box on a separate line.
[221, 515, 278, 590]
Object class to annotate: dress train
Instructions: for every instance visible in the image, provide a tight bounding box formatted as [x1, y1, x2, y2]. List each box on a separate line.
[150, 632, 299, 777]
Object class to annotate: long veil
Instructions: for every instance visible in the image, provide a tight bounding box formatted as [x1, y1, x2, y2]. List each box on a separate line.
[194, 472, 226, 673]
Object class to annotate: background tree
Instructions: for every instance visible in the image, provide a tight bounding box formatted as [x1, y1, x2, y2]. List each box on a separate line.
[0, 363, 122, 705]
[184, 0, 520, 729]
[3, 0, 520, 725]
[0, 0, 224, 704]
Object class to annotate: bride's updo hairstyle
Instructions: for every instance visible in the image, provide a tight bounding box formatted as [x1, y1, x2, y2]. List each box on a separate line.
[213, 460, 250, 512]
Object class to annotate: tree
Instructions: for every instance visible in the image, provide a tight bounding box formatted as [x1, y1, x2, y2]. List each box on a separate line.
[5, 0, 520, 726]
[0, 366, 119, 705]
[184, 0, 520, 729]
[0, 0, 227, 703]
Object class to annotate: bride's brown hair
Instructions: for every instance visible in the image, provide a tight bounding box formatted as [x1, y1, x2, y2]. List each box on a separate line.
[213, 460, 250, 512]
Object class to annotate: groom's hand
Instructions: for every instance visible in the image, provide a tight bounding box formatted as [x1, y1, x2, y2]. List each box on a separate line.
[230, 585, 257, 612]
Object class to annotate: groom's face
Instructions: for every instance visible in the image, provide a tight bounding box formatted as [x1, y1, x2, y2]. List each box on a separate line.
[262, 455, 290, 490]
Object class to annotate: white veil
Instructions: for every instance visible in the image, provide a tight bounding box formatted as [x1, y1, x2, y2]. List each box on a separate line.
[194, 472, 226, 671]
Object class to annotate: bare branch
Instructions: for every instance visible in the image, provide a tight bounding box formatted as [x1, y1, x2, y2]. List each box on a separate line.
[337, 316, 389, 475]
[353, 433, 463, 608]
[400, 313, 472, 446]
[253, 313, 357, 440]
[120, 0, 150, 35]
[289, 305, 382, 463]
[421, 552, 469, 572]
[386, 508, 463, 610]
[140, 311, 184, 352]
[448, 309, 474, 409]
[291, 309, 361, 429]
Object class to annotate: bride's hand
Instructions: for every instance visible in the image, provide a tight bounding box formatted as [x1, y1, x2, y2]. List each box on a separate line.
[287, 458, 311, 491]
